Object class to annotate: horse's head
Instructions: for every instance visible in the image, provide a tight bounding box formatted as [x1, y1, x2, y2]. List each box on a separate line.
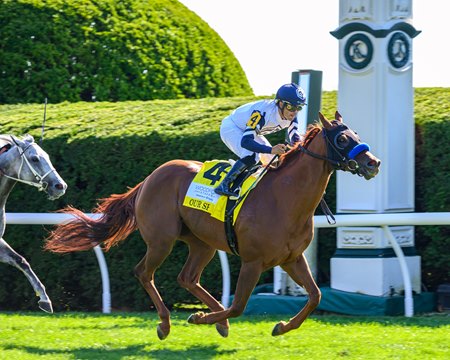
[318, 111, 380, 180]
[0, 134, 67, 200]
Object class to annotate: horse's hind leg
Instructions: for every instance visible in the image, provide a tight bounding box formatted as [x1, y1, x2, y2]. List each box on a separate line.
[134, 236, 176, 340]
[0, 238, 53, 313]
[177, 235, 229, 337]
[188, 260, 263, 327]
[272, 253, 321, 336]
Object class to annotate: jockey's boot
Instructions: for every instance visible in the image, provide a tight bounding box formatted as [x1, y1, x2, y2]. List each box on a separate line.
[214, 159, 248, 197]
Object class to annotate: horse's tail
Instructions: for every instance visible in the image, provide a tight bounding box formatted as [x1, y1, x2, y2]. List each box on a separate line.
[45, 181, 144, 253]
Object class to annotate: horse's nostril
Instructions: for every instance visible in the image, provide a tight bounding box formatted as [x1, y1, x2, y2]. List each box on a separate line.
[368, 159, 380, 168]
[55, 183, 64, 190]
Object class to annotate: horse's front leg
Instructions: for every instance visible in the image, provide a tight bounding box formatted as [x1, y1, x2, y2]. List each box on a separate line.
[272, 253, 321, 336]
[188, 260, 262, 327]
[0, 238, 53, 313]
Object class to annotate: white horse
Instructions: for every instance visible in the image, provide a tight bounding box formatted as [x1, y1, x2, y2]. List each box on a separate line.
[0, 134, 67, 312]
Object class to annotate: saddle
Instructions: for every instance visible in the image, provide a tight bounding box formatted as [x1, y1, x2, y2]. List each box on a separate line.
[183, 159, 285, 256]
[227, 161, 261, 200]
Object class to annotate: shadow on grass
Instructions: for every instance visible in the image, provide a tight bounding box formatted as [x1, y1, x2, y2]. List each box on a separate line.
[309, 313, 450, 328]
[3, 344, 236, 360]
[233, 313, 450, 328]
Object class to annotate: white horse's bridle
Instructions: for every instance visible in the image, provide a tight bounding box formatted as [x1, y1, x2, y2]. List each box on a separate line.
[1, 140, 57, 192]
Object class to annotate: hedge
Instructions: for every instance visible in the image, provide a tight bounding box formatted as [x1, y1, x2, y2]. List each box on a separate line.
[0, 88, 448, 311]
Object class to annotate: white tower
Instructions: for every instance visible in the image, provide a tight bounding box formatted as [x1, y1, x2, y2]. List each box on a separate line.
[330, 0, 421, 296]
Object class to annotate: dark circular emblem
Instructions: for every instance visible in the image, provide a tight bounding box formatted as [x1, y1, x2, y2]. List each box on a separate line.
[388, 32, 410, 68]
[344, 33, 373, 70]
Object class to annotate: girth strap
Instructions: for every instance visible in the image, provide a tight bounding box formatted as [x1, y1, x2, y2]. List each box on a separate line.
[224, 198, 239, 256]
[222, 156, 280, 256]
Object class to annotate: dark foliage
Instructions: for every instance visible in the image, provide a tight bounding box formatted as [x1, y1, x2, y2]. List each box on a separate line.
[414, 88, 450, 290]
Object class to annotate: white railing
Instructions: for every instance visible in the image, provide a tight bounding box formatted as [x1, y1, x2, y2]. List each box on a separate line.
[6, 212, 224, 313]
[6, 212, 450, 316]
[6, 213, 110, 312]
[314, 212, 450, 317]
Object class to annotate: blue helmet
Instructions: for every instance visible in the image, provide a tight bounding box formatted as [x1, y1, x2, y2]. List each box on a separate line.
[275, 83, 307, 106]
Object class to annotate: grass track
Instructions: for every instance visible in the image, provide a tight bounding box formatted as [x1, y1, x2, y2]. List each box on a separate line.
[0, 312, 448, 359]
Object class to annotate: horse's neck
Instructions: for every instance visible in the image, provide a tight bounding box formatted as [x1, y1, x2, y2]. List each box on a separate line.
[0, 179, 14, 236]
[0, 178, 15, 209]
[0, 145, 19, 209]
[277, 134, 333, 217]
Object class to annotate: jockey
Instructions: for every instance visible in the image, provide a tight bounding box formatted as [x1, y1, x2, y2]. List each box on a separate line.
[214, 82, 307, 197]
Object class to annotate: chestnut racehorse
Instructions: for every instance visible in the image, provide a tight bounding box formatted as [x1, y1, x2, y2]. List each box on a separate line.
[45, 112, 380, 339]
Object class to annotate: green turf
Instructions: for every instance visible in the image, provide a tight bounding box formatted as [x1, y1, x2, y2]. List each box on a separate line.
[0, 312, 448, 359]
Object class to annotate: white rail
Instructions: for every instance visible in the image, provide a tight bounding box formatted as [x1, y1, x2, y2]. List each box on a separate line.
[312, 212, 449, 317]
[6, 212, 226, 312]
[6, 212, 450, 316]
[6, 213, 109, 312]
[313, 212, 450, 227]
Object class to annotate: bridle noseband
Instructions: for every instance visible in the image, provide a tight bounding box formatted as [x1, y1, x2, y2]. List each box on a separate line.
[297, 123, 370, 176]
[0, 138, 56, 191]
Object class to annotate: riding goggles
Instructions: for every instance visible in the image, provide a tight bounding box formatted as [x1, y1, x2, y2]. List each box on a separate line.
[282, 102, 303, 112]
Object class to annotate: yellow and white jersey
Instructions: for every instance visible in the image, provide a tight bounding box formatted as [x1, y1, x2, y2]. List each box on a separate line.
[226, 99, 294, 135]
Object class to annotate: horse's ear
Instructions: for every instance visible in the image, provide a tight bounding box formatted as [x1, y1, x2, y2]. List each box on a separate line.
[318, 112, 332, 128]
[24, 134, 35, 144]
[335, 111, 343, 122]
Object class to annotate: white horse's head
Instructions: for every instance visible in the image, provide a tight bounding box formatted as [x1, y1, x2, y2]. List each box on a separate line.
[0, 134, 67, 200]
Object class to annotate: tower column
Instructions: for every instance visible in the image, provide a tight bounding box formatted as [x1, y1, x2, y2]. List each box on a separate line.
[331, 0, 421, 296]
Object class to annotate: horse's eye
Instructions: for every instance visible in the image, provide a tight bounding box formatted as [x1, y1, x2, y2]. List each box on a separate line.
[337, 135, 347, 144]
[31, 155, 40, 162]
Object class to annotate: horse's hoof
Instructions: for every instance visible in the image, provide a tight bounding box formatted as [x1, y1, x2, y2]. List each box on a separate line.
[187, 313, 197, 324]
[38, 300, 53, 314]
[156, 324, 169, 340]
[272, 322, 284, 336]
[215, 323, 229, 338]
[187, 311, 204, 324]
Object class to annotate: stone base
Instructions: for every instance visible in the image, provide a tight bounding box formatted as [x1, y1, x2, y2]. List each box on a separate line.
[331, 256, 421, 296]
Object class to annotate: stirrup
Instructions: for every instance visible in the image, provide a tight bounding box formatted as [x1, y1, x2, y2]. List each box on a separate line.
[214, 185, 237, 197]
[214, 185, 240, 200]
[229, 187, 241, 200]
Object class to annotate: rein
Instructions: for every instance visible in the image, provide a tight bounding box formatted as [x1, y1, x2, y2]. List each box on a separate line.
[296, 142, 341, 167]
[292, 138, 338, 225]
[297, 126, 368, 176]
[0, 139, 56, 191]
[295, 125, 370, 225]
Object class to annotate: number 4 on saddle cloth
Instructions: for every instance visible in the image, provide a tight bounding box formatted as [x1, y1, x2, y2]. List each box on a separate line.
[182, 160, 264, 224]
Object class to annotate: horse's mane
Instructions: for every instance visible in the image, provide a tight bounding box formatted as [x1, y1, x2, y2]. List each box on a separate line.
[270, 122, 322, 171]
